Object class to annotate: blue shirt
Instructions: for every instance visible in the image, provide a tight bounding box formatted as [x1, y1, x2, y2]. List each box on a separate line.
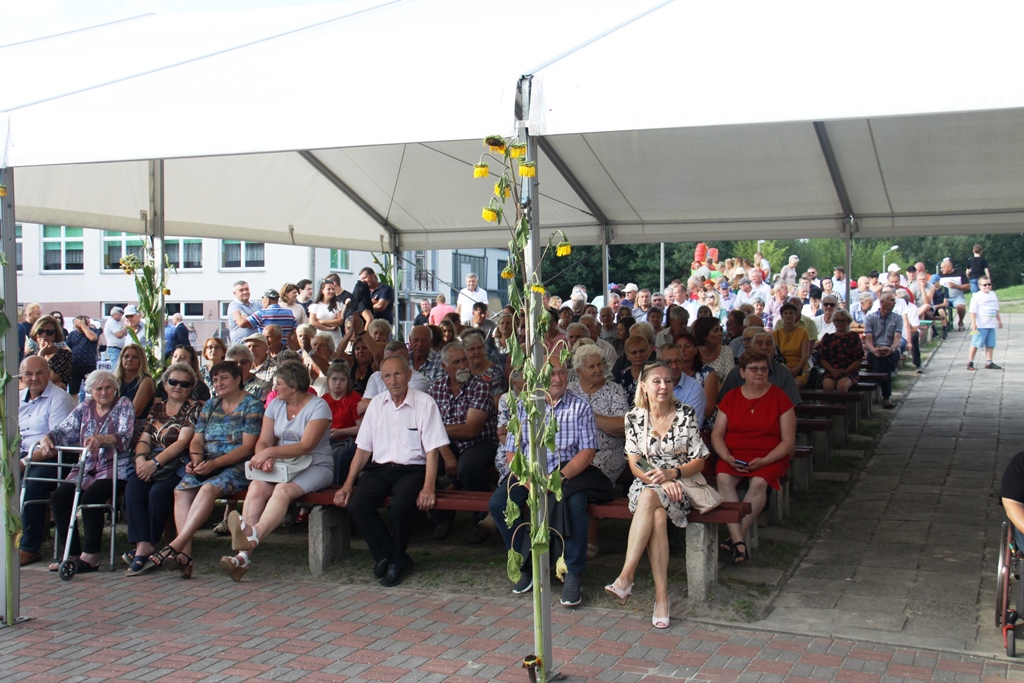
[673, 373, 707, 428]
[505, 389, 597, 474]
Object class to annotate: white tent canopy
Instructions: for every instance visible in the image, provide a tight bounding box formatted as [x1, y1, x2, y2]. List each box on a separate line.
[5, 0, 1024, 251]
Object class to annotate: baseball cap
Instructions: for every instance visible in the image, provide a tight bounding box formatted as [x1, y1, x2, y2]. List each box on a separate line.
[110, 306, 124, 315]
[243, 333, 268, 346]
[887, 263, 901, 272]
[123, 305, 139, 316]
[623, 283, 638, 293]
[263, 288, 280, 300]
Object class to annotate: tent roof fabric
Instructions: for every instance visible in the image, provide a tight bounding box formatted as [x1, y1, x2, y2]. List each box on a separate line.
[5, 0, 1024, 251]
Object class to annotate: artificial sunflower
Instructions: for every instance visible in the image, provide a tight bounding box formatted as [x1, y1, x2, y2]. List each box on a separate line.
[509, 143, 526, 159]
[473, 163, 489, 179]
[494, 182, 511, 198]
[501, 267, 514, 280]
[519, 162, 537, 178]
[556, 238, 571, 257]
[482, 207, 499, 222]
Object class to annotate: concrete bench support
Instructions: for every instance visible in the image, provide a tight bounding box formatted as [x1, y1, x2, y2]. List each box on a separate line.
[685, 522, 718, 602]
[308, 505, 350, 576]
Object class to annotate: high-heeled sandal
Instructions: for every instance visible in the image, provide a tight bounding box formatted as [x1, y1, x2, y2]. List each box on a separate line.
[228, 510, 259, 552]
[150, 545, 180, 569]
[219, 551, 251, 582]
[172, 549, 194, 579]
[652, 603, 670, 629]
[604, 579, 633, 606]
[732, 541, 749, 565]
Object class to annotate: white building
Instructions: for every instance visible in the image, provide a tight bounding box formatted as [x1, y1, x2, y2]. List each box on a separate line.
[13, 223, 508, 341]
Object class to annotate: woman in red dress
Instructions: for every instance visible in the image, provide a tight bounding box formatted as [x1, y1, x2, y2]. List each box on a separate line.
[711, 351, 796, 564]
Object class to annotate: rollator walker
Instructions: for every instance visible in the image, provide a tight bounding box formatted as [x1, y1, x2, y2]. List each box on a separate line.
[20, 445, 121, 580]
[996, 520, 1023, 656]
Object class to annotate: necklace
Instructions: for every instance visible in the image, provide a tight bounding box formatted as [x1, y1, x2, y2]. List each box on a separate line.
[649, 408, 674, 437]
[743, 390, 768, 414]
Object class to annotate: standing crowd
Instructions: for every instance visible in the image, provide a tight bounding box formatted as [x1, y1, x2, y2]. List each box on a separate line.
[15, 245, 995, 629]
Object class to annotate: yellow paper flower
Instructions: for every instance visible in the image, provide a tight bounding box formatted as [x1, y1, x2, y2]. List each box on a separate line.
[163, 288, 171, 296]
[519, 162, 536, 178]
[484, 135, 505, 153]
[554, 555, 568, 581]
[0, 185, 7, 197]
[482, 207, 499, 222]
[531, 284, 545, 294]
[509, 143, 526, 159]
[494, 182, 510, 198]
[473, 163, 489, 179]
[489, 143, 506, 154]
[556, 238, 571, 258]
[501, 267, 514, 280]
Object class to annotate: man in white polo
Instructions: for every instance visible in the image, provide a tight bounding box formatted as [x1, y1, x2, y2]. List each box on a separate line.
[103, 306, 130, 363]
[456, 273, 488, 326]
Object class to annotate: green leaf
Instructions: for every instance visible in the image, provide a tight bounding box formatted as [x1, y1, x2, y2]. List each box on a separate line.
[506, 549, 523, 582]
[547, 469, 563, 502]
[542, 413, 560, 454]
[504, 490, 522, 528]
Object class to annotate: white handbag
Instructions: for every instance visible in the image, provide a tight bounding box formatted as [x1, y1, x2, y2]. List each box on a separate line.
[245, 455, 313, 483]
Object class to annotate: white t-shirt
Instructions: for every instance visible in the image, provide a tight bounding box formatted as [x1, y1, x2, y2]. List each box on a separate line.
[104, 316, 127, 349]
[308, 302, 344, 346]
[814, 316, 836, 338]
[970, 290, 1000, 328]
[457, 287, 489, 325]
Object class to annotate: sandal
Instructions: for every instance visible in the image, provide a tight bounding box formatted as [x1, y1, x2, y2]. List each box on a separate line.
[150, 545, 180, 569]
[220, 551, 251, 582]
[212, 519, 230, 536]
[720, 539, 736, 557]
[173, 550, 194, 580]
[125, 554, 154, 577]
[228, 510, 259, 552]
[121, 550, 135, 566]
[732, 541, 749, 565]
[604, 579, 633, 606]
[74, 558, 100, 573]
[652, 602, 670, 629]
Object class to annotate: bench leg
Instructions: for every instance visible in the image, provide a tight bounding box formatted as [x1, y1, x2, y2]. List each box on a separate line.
[813, 431, 831, 469]
[831, 415, 847, 447]
[791, 456, 811, 494]
[685, 522, 717, 602]
[309, 505, 350, 576]
[745, 519, 758, 552]
[848, 403, 860, 432]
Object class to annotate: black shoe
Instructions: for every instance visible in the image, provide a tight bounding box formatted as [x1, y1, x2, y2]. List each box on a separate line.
[512, 572, 533, 595]
[432, 522, 452, 541]
[560, 573, 582, 607]
[373, 557, 389, 579]
[987, 362, 1002, 370]
[380, 557, 414, 587]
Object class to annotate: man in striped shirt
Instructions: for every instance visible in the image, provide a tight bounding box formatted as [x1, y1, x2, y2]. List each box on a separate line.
[235, 288, 297, 339]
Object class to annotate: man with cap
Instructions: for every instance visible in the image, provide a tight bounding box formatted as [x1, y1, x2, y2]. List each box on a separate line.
[234, 288, 297, 341]
[123, 305, 146, 345]
[732, 277, 756, 308]
[103, 306, 130, 364]
[619, 283, 639, 314]
[244, 333, 278, 384]
[228, 280, 261, 345]
[778, 255, 801, 287]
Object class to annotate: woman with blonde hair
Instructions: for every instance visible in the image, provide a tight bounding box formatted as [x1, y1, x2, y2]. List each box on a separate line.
[605, 361, 709, 628]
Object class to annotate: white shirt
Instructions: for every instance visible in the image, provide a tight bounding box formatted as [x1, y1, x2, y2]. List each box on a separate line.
[970, 290, 1000, 328]
[356, 387, 449, 466]
[103, 316, 127, 349]
[362, 368, 430, 399]
[750, 283, 773, 303]
[308, 302, 344, 346]
[20, 382, 76, 456]
[814, 316, 836, 338]
[457, 287, 489, 325]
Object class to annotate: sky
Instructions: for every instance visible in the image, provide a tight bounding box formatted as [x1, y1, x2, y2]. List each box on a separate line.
[0, 0, 331, 45]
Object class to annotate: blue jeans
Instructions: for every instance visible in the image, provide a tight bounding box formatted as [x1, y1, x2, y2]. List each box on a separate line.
[489, 475, 589, 575]
[106, 347, 121, 365]
[970, 279, 980, 294]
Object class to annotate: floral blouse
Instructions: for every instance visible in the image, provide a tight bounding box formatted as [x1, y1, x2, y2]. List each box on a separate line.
[624, 399, 709, 467]
[195, 393, 265, 459]
[49, 396, 135, 486]
[141, 397, 202, 469]
[568, 378, 628, 455]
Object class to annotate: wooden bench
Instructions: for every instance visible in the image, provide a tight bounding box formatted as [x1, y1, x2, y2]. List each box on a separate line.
[796, 418, 832, 473]
[800, 390, 863, 430]
[229, 486, 750, 602]
[796, 403, 848, 445]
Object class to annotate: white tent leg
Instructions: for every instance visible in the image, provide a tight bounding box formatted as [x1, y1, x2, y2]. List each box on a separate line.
[148, 160, 166, 360]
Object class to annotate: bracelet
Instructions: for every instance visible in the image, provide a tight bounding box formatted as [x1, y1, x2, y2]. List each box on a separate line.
[675, 467, 683, 480]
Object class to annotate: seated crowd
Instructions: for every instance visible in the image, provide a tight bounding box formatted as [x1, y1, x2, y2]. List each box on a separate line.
[15, 250, 955, 627]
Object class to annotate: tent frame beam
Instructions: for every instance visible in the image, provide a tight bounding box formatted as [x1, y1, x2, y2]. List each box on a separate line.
[297, 150, 398, 243]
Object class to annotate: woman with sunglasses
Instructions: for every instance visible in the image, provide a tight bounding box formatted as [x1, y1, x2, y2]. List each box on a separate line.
[123, 362, 202, 576]
[712, 351, 796, 565]
[157, 345, 212, 402]
[28, 315, 73, 390]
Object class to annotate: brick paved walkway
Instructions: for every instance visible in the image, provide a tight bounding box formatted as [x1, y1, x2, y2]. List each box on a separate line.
[3, 568, 1023, 682]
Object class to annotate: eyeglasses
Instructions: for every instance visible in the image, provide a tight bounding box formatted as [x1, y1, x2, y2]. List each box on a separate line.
[166, 378, 193, 389]
[37, 329, 57, 337]
[822, 303, 836, 308]
[744, 366, 769, 374]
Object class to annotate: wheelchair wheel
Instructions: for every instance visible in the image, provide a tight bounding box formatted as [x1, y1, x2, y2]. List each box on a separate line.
[998, 522, 1012, 628]
[58, 559, 77, 581]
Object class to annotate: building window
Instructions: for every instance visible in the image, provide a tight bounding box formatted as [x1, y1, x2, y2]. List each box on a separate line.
[15, 224, 22, 272]
[165, 302, 204, 319]
[102, 231, 145, 270]
[166, 238, 203, 269]
[42, 225, 84, 271]
[330, 249, 349, 271]
[221, 240, 264, 269]
[451, 253, 486, 300]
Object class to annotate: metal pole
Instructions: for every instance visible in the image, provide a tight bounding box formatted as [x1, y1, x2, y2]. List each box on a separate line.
[601, 227, 610, 306]
[519, 76, 554, 680]
[148, 160, 166, 360]
[660, 243, 665, 293]
[0, 166, 22, 626]
[845, 218, 854, 305]
[391, 238, 401, 337]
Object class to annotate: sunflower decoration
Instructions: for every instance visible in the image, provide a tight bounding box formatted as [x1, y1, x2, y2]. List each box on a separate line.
[473, 163, 489, 179]
[501, 266, 515, 280]
[484, 134, 507, 154]
[509, 143, 526, 159]
[556, 238, 571, 258]
[519, 161, 537, 178]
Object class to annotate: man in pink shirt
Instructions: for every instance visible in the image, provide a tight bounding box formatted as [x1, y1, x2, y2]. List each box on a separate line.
[428, 293, 456, 325]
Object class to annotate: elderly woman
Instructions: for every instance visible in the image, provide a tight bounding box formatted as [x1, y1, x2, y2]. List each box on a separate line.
[34, 370, 135, 572]
[151, 361, 264, 576]
[605, 361, 709, 629]
[772, 303, 811, 387]
[817, 308, 863, 392]
[463, 330, 508, 409]
[123, 362, 202, 576]
[569, 342, 629, 558]
[712, 351, 796, 565]
[616, 335, 651, 405]
[221, 361, 334, 581]
[296, 323, 316, 355]
[28, 315, 73, 389]
[201, 337, 227, 389]
[159, 345, 212, 402]
[693, 317, 735, 383]
[305, 332, 335, 392]
[115, 343, 156, 423]
[486, 313, 515, 369]
[752, 298, 772, 330]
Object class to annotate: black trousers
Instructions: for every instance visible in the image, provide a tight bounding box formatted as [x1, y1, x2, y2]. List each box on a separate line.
[50, 479, 118, 556]
[433, 440, 498, 525]
[347, 463, 426, 565]
[867, 352, 896, 399]
[125, 470, 182, 545]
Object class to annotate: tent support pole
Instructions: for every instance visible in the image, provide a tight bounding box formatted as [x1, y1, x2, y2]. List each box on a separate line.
[520, 76, 554, 683]
[391, 237, 401, 335]
[0, 166, 22, 627]
[602, 226, 610, 305]
[148, 160, 166, 361]
[845, 217, 855, 303]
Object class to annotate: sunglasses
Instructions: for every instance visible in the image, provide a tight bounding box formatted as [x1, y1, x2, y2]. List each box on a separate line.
[823, 303, 836, 308]
[981, 283, 993, 287]
[166, 378, 193, 389]
[37, 329, 57, 336]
